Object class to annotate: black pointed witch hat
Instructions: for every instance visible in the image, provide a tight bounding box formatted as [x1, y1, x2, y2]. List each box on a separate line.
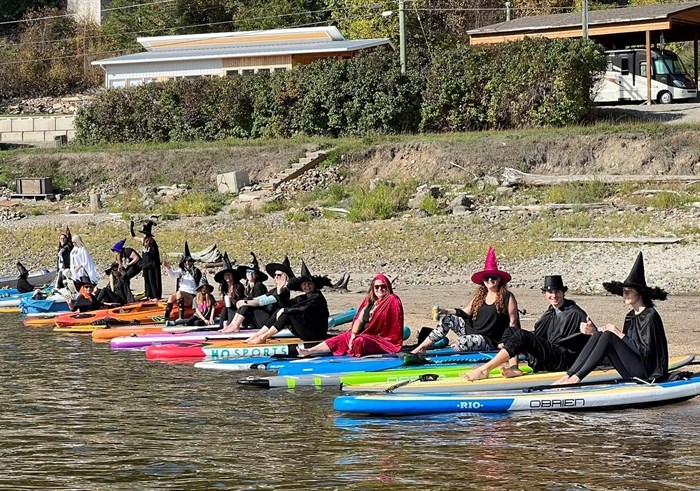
[235, 252, 268, 282]
[265, 255, 295, 280]
[139, 220, 156, 236]
[179, 241, 194, 269]
[195, 274, 213, 293]
[214, 252, 243, 284]
[288, 260, 332, 291]
[603, 251, 668, 300]
[16, 262, 29, 279]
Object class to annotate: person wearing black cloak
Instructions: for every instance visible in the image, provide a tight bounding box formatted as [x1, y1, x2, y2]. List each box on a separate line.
[464, 275, 589, 381]
[237, 252, 268, 300]
[66, 276, 103, 312]
[96, 262, 134, 306]
[131, 220, 161, 301]
[16, 262, 34, 294]
[55, 227, 73, 289]
[245, 260, 331, 344]
[215, 252, 245, 331]
[554, 251, 669, 384]
[220, 256, 293, 333]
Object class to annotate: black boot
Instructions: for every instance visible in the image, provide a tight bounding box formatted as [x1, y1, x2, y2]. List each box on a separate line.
[163, 302, 173, 320]
[177, 297, 185, 320]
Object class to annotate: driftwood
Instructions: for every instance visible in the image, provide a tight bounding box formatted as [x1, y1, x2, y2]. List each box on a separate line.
[550, 237, 682, 244]
[493, 203, 610, 212]
[503, 168, 700, 186]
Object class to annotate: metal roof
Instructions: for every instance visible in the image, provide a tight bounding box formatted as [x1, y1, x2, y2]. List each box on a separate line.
[92, 39, 393, 66]
[468, 1, 700, 35]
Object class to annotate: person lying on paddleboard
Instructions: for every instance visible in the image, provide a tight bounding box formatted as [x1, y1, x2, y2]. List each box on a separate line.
[219, 256, 293, 333]
[245, 260, 331, 344]
[297, 273, 404, 358]
[554, 251, 669, 385]
[465, 275, 589, 381]
[162, 242, 202, 322]
[166, 277, 216, 327]
[411, 246, 519, 366]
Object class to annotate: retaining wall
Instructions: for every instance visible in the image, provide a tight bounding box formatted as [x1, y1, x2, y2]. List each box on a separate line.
[0, 116, 76, 146]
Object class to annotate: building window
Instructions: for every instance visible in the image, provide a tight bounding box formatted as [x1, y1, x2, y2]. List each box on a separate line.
[226, 70, 240, 77]
[129, 79, 143, 87]
[257, 68, 270, 74]
[242, 69, 254, 76]
[274, 67, 287, 73]
[110, 80, 126, 88]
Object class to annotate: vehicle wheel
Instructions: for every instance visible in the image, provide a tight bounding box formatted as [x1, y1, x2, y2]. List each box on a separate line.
[658, 91, 673, 104]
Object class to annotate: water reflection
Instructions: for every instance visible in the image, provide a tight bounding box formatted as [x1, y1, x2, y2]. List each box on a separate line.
[1, 314, 700, 490]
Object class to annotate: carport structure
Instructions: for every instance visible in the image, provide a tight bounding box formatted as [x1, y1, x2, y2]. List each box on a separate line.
[468, 2, 700, 104]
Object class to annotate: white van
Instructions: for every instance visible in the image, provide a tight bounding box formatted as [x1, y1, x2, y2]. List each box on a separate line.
[594, 48, 697, 104]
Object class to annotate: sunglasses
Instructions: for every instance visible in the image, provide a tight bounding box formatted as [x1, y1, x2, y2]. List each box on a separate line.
[246, 269, 255, 274]
[373, 284, 388, 291]
[483, 275, 499, 282]
[274, 273, 285, 278]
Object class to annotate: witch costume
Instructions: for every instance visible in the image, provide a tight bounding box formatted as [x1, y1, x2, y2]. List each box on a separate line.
[325, 273, 404, 357]
[565, 251, 669, 382]
[16, 262, 34, 294]
[427, 246, 515, 351]
[235, 252, 268, 299]
[96, 262, 134, 306]
[163, 242, 203, 321]
[500, 275, 589, 373]
[132, 220, 161, 300]
[111, 238, 142, 282]
[215, 252, 245, 330]
[55, 227, 73, 289]
[264, 261, 331, 341]
[235, 256, 293, 330]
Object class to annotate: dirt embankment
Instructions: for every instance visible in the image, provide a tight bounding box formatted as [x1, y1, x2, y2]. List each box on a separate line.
[6, 129, 700, 195]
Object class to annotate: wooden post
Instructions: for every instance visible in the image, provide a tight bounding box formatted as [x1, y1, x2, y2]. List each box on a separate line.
[646, 30, 652, 105]
[694, 34, 698, 92]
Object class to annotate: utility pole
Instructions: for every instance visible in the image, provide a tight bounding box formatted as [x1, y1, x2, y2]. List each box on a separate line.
[506, 2, 511, 22]
[582, 0, 589, 40]
[399, 0, 407, 74]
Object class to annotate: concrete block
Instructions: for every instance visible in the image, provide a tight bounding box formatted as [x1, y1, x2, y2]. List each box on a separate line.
[55, 117, 75, 131]
[22, 131, 47, 142]
[0, 119, 11, 132]
[216, 170, 249, 194]
[33, 118, 56, 131]
[0, 132, 23, 142]
[11, 119, 34, 132]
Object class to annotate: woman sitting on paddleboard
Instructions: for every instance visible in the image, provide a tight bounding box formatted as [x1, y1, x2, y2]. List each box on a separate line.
[219, 256, 293, 333]
[411, 246, 520, 365]
[245, 260, 331, 344]
[297, 273, 404, 358]
[215, 252, 245, 331]
[554, 251, 669, 385]
[166, 277, 217, 327]
[96, 262, 133, 306]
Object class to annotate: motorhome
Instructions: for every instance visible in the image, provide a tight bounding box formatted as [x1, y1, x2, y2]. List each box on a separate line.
[594, 48, 697, 104]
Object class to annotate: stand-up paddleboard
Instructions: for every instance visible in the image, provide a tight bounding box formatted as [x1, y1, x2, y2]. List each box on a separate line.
[342, 354, 697, 393]
[109, 308, 357, 348]
[145, 339, 322, 361]
[334, 373, 700, 415]
[110, 329, 294, 349]
[239, 365, 535, 389]
[276, 351, 502, 376]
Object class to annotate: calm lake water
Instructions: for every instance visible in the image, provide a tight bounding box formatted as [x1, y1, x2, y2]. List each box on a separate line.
[2, 314, 700, 490]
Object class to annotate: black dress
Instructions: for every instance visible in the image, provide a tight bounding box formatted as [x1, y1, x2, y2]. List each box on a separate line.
[140, 240, 162, 300]
[271, 291, 330, 340]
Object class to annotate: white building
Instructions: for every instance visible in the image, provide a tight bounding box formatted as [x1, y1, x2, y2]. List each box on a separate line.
[91, 26, 394, 89]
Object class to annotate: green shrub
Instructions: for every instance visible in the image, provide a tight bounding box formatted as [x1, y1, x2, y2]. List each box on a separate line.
[649, 191, 685, 209]
[544, 181, 608, 204]
[261, 200, 289, 213]
[156, 191, 225, 216]
[419, 196, 444, 215]
[285, 210, 310, 222]
[347, 183, 410, 222]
